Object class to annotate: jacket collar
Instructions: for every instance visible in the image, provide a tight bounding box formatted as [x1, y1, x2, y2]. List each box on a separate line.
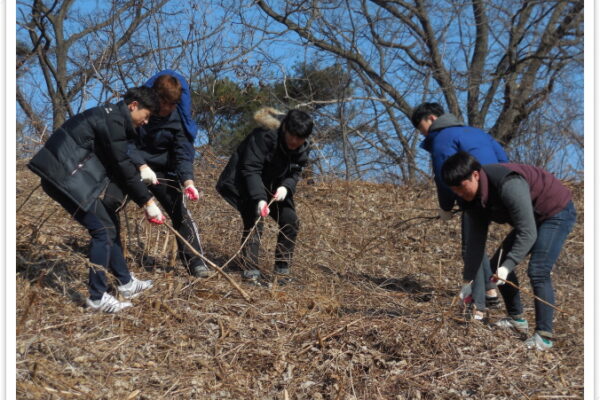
[116, 101, 136, 135]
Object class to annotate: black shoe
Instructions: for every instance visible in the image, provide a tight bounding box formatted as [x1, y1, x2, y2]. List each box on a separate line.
[243, 275, 271, 288]
[192, 265, 211, 278]
[242, 270, 270, 288]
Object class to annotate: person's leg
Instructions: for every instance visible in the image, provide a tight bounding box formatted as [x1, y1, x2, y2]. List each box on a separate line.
[100, 182, 132, 282]
[150, 172, 208, 275]
[490, 230, 524, 318]
[240, 199, 263, 279]
[527, 201, 576, 339]
[270, 201, 299, 275]
[41, 180, 130, 300]
[461, 212, 486, 313]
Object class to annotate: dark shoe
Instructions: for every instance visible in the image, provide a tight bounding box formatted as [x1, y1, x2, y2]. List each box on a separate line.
[192, 265, 211, 278]
[485, 295, 500, 308]
[276, 276, 293, 286]
[242, 270, 270, 287]
[274, 266, 290, 275]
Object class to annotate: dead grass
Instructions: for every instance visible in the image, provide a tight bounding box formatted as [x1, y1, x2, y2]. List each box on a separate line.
[15, 153, 584, 399]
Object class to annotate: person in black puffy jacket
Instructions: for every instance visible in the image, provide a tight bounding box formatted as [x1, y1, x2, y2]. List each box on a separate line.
[28, 87, 165, 313]
[216, 107, 313, 286]
[127, 71, 210, 278]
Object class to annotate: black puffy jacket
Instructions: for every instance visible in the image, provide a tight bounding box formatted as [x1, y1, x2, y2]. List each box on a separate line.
[216, 127, 310, 210]
[28, 101, 153, 211]
[127, 108, 194, 183]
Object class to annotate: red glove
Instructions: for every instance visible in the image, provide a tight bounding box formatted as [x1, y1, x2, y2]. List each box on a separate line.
[257, 200, 270, 217]
[184, 185, 200, 201]
[144, 201, 166, 225]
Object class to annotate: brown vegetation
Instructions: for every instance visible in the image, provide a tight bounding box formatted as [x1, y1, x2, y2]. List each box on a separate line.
[16, 154, 584, 399]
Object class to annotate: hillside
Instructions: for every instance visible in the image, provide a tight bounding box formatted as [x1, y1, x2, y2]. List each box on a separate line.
[16, 154, 584, 399]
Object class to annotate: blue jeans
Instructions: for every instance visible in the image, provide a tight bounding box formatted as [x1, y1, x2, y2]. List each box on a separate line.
[42, 180, 132, 300]
[462, 212, 496, 310]
[491, 201, 576, 337]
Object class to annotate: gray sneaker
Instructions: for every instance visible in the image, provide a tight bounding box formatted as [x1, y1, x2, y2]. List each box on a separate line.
[495, 317, 529, 334]
[117, 274, 153, 299]
[86, 292, 133, 313]
[192, 264, 211, 278]
[524, 332, 553, 351]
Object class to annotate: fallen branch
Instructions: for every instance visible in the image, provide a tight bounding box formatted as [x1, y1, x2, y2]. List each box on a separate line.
[492, 274, 567, 314]
[163, 223, 252, 302]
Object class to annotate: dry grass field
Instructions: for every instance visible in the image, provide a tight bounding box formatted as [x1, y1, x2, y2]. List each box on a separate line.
[16, 154, 584, 399]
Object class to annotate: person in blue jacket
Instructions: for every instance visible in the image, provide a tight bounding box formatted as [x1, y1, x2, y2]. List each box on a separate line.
[411, 102, 509, 320]
[128, 70, 210, 278]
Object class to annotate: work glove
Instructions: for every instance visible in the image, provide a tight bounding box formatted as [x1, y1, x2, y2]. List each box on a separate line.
[184, 183, 200, 201]
[144, 200, 166, 224]
[459, 283, 473, 304]
[438, 209, 454, 221]
[257, 200, 270, 217]
[140, 165, 159, 185]
[273, 186, 288, 202]
[492, 266, 510, 285]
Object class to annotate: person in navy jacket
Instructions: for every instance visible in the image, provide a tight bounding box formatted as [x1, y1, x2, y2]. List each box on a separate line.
[128, 70, 211, 278]
[411, 102, 509, 319]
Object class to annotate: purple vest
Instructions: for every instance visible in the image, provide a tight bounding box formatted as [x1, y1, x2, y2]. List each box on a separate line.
[479, 163, 572, 222]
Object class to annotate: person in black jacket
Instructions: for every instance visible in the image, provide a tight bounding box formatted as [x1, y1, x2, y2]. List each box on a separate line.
[28, 87, 166, 313]
[216, 107, 313, 286]
[127, 71, 210, 278]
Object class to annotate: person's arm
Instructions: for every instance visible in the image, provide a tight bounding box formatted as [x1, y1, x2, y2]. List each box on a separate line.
[279, 146, 311, 195]
[239, 132, 270, 202]
[172, 126, 195, 184]
[431, 143, 459, 211]
[100, 117, 153, 207]
[497, 175, 538, 271]
[462, 208, 490, 281]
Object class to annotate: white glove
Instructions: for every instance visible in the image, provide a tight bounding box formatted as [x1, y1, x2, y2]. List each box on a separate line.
[438, 209, 453, 221]
[495, 266, 510, 285]
[459, 283, 473, 303]
[273, 186, 288, 202]
[140, 165, 159, 185]
[144, 200, 166, 224]
[184, 184, 200, 201]
[257, 200, 270, 217]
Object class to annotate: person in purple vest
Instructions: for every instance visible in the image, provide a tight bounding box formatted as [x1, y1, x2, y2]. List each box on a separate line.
[441, 151, 576, 351]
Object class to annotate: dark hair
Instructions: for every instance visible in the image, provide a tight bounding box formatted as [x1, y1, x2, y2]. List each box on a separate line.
[123, 86, 161, 115]
[282, 109, 313, 138]
[441, 151, 482, 186]
[410, 102, 444, 128]
[152, 74, 183, 104]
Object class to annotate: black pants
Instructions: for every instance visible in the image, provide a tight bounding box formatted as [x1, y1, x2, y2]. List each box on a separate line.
[41, 179, 131, 300]
[239, 199, 299, 274]
[148, 172, 207, 273]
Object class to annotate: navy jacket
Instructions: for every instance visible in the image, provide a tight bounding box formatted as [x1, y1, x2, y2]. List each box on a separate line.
[421, 113, 508, 211]
[28, 101, 153, 211]
[128, 70, 196, 183]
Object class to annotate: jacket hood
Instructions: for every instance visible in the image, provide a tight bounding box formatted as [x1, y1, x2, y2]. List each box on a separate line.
[429, 113, 463, 132]
[254, 107, 285, 130]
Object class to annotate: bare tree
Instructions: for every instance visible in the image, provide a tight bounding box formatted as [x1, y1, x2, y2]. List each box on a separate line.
[247, 0, 583, 180]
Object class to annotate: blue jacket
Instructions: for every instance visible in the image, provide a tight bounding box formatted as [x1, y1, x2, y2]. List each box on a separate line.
[420, 113, 508, 211]
[128, 70, 197, 183]
[144, 69, 198, 141]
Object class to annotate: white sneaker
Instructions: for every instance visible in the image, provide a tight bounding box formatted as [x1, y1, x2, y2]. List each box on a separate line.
[86, 292, 133, 313]
[117, 274, 153, 299]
